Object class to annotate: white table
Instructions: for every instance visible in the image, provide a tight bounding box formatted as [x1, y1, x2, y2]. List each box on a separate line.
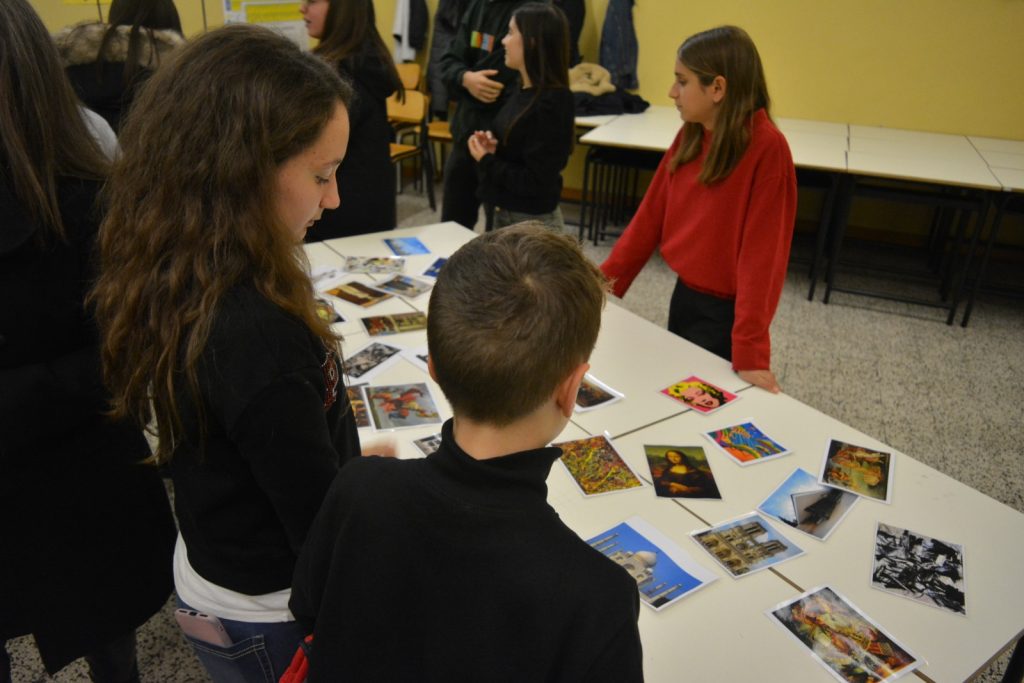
[308, 222, 1024, 682]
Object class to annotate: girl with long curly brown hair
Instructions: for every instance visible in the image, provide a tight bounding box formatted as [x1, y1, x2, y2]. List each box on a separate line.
[92, 24, 360, 681]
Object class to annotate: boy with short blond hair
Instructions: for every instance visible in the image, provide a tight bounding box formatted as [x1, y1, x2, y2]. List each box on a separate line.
[291, 223, 644, 681]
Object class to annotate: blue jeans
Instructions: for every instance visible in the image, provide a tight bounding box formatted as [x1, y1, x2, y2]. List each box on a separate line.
[176, 598, 306, 683]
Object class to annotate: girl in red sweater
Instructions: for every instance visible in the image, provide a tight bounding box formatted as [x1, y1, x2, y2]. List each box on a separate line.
[601, 25, 796, 393]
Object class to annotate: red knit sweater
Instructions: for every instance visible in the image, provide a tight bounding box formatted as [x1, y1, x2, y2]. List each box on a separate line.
[600, 109, 797, 371]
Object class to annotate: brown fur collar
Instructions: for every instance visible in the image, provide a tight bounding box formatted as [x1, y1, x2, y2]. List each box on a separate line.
[55, 22, 184, 67]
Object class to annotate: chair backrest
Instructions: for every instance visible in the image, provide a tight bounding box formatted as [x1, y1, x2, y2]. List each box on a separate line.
[395, 62, 421, 91]
[387, 89, 428, 126]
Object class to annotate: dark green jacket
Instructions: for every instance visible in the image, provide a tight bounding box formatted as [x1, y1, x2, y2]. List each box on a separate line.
[438, 0, 532, 142]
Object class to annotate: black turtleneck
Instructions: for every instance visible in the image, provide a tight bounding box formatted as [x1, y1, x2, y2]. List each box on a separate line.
[291, 418, 644, 682]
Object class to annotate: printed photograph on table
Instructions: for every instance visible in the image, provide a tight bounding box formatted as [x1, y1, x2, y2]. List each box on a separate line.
[310, 265, 347, 291]
[767, 585, 921, 683]
[422, 257, 447, 278]
[344, 255, 405, 274]
[346, 384, 371, 429]
[326, 281, 392, 308]
[361, 311, 428, 336]
[342, 341, 402, 382]
[587, 516, 717, 611]
[691, 512, 804, 578]
[365, 383, 442, 431]
[384, 236, 430, 256]
[871, 523, 966, 616]
[644, 445, 721, 499]
[574, 374, 624, 412]
[820, 439, 893, 503]
[553, 434, 645, 497]
[660, 375, 737, 415]
[703, 419, 790, 465]
[758, 468, 858, 541]
[314, 297, 344, 324]
[372, 274, 433, 298]
[412, 433, 442, 457]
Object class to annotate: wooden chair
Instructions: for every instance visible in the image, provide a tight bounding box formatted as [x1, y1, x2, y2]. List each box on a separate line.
[395, 62, 421, 90]
[427, 117, 453, 180]
[387, 90, 435, 211]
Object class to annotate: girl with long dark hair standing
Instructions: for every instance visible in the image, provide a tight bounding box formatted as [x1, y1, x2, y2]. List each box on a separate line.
[467, 2, 575, 231]
[300, 0, 403, 239]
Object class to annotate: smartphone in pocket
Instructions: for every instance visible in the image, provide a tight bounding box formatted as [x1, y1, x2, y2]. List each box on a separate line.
[174, 608, 234, 647]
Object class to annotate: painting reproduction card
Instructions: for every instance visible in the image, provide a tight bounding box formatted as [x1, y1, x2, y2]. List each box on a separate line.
[703, 419, 790, 466]
[384, 236, 430, 256]
[574, 374, 624, 412]
[412, 432, 442, 457]
[553, 434, 645, 497]
[422, 257, 447, 278]
[644, 444, 721, 500]
[346, 384, 371, 430]
[871, 523, 966, 615]
[361, 311, 428, 337]
[587, 516, 717, 611]
[364, 382, 442, 431]
[691, 512, 804, 578]
[767, 585, 921, 683]
[344, 255, 405, 274]
[372, 274, 433, 298]
[820, 439, 893, 503]
[758, 468, 858, 541]
[342, 341, 402, 382]
[325, 281, 392, 308]
[660, 375, 738, 415]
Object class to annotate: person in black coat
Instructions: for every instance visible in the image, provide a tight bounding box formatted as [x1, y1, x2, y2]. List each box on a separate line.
[301, 0, 403, 239]
[0, 1, 175, 681]
[55, 0, 184, 133]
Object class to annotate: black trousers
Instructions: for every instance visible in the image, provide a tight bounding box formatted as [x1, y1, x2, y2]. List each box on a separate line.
[441, 141, 480, 229]
[667, 278, 735, 362]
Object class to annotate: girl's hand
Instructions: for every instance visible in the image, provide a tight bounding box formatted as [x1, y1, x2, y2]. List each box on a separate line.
[361, 438, 397, 458]
[467, 131, 496, 162]
[737, 368, 782, 394]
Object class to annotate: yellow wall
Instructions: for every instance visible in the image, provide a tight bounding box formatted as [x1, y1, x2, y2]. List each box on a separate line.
[37, 0, 1024, 139]
[623, 0, 1024, 139]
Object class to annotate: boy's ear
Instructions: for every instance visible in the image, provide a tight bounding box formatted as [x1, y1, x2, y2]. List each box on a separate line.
[427, 354, 438, 382]
[555, 362, 590, 419]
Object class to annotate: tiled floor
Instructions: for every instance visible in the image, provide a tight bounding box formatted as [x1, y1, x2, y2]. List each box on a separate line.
[7, 189, 1021, 681]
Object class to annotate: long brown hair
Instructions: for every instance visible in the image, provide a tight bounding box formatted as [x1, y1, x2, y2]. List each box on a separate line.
[92, 25, 353, 461]
[0, 0, 109, 241]
[314, 0, 403, 100]
[669, 25, 771, 184]
[99, 0, 183, 86]
[503, 2, 571, 148]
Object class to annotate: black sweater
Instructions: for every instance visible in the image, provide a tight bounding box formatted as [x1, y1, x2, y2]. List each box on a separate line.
[477, 86, 575, 215]
[170, 285, 361, 595]
[291, 418, 644, 682]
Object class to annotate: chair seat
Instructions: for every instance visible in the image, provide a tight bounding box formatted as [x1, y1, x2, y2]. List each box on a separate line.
[390, 142, 419, 163]
[427, 120, 452, 142]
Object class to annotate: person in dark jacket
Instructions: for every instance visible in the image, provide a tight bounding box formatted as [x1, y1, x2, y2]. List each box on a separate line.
[55, 0, 184, 133]
[468, 2, 575, 231]
[91, 26, 365, 682]
[301, 0, 403, 239]
[291, 224, 644, 682]
[0, 1, 175, 681]
[425, 0, 469, 119]
[438, 0, 530, 228]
